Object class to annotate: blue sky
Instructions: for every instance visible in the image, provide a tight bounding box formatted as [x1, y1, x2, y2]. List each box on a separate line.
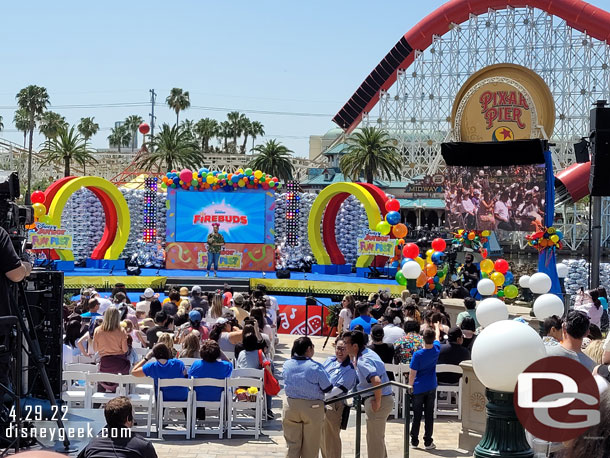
[0, 0, 608, 157]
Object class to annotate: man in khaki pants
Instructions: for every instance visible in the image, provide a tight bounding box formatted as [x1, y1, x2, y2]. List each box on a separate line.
[282, 336, 333, 458]
[343, 330, 394, 458]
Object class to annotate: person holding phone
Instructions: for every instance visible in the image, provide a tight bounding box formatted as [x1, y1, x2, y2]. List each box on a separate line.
[206, 223, 225, 277]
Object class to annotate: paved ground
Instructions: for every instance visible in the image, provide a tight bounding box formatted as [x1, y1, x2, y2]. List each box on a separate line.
[152, 334, 474, 458]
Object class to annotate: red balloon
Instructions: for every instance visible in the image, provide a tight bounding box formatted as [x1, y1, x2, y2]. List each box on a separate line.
[385, 199, 400, 213]
[494, 258, 509, 274]
[31, 190, 45, 204]
[480, 248, 488, 259]
[431, 238, 446, 252]
[402, 243, 419, 259]
[138, 123, 150, 135]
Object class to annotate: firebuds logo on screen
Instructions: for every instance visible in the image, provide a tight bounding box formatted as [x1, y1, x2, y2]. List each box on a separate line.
[514, 356, 600, 442]
[193, 213, 248, 225]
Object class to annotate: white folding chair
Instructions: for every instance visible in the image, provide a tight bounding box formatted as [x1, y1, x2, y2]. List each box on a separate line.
[180, 358, 199, 369]
[134, 347, 150, 358]
[84, 373, 126, 409]
[157, 378, 193, 439]
[400, 364, 412, 418]
[61, 371, 86, 408]
[223, 351, 235, 364]
[74, 355, 96, 364]
[65, 363, 98, 373]
[227, 370, 264, 439]
[435, 364, 463, 419]
[191, 378, 227, 438]
[120, 375, 155, 437]
[385, 363, 402, 418]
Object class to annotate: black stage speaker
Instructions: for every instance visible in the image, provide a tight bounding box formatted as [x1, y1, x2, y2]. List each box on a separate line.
[589, 100, 610, 196]
[24, 270, 64, 399]
[276, 268, 291, 279]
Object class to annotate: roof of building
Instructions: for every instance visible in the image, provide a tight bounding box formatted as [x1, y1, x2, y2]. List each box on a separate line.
[397, 198, 445, 209]
[322, 142, 349, 156]
[322, 127, 344, 139]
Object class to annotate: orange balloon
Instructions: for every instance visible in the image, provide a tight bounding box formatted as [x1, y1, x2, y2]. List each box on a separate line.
[425, 263, 437, 277]
[392, 223, 408, 238]
[416, 271, 427, 287]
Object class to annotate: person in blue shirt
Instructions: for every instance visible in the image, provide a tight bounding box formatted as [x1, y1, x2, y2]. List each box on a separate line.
[321, 336, 357, 458]
[80, 298, 102, 319]
[131, 343, 188, 401]
[408, 322, 441, 450]
[343, 330, 393, 458]
[349, 302, 378, 334]
[188, 339, 233, 401]
[282, 336, 332, 458]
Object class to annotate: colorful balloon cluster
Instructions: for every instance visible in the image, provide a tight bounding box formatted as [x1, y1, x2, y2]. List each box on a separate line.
[452, 229, 491, 258]
[160, 167, 281, 191]
[525, 226, 564, 251]
[375, 198, 408, 242]
[28, 190, 53, 227]
[476, 258, 518, 299]
[395, 237, 448, 293]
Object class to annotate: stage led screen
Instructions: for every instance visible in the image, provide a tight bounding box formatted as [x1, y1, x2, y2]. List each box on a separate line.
[444, 164, 545, 232]
[175, 191, 266, 243]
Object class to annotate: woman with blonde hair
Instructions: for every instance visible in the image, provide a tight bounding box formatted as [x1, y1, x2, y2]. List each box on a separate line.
[157, 332, 177, 358]
[93, 307, 129, 391]
[209, 293, 230, 320]
[179, 332, 200, 358]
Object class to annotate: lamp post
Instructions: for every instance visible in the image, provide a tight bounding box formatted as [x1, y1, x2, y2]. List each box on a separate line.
[471, 320, 547, 458]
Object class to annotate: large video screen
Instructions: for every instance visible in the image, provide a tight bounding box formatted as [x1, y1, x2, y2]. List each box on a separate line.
[444, 164, 545, 232]
[175, 192, 266, 243]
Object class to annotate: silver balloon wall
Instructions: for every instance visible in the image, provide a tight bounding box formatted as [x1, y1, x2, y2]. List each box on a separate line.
[562, 259, 610, 298]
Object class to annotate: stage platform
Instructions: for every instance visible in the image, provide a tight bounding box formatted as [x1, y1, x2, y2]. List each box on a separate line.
[63, 267, 404, 297]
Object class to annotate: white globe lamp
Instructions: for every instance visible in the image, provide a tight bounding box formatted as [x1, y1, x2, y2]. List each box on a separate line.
[528, 272, 552, 294]
[556, 263, 569, 278]
[533, 293, 564, 320]
[477, 278, 496, 296]
[518, 275, 530, 288]
[476, 298, 508, 328]
[401, 261, 422, 279]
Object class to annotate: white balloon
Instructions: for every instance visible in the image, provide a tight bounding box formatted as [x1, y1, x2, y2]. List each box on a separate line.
[472, 320, 547, 392]
[518, 275, 530, 288]
[402, 261, 422, 279]
[476, 298, 509, 327]
[533, 293, 564, 319]
[556, 263, 569, 278]
[529, 272, 552, 294]
[477, 278, 496, 296]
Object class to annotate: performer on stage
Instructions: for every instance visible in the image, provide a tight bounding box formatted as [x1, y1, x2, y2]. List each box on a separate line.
[206, 223, 225, 277]
[459, 253, 480, 292]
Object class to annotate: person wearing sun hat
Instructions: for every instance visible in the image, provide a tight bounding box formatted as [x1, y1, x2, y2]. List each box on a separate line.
[230, 292, 250, 326]
[135, 288, 155, 316]
[206, 223, 225, 277]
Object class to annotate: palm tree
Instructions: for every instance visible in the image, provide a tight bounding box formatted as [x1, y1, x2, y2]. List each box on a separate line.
[107, 125, 131, 152]
[219, 121, 232, 152]
[339, 127, 403, 184]
[180, 119, 195, 139]
[137, 123, 202, 172]
[14, 109, 29, 148]
[240, 118, 252, 154]
[16, 85, 50, 203]
[248, 121, 265, 152]
[40, 125, 97, 177]
[166, 88, 190, 126]
[77, 117, 99, 174]
[124, 115, 144, 152]
[227, 111, 248, 153]
[38, 111, 67, 148]
[248, 139, 294, 182]
[193, 118, 219, 152]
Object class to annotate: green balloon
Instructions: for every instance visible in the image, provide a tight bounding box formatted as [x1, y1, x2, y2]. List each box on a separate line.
[497, 290, 505, 298]
[245, 168, 253, 176]
[504, 284, 519, 299]
[435, 283, 443, 291]
[376, 221, 391, 235]
[395, 271, 407, 286]
[191, 179, 198, 186]
[481, 272, 488, 279]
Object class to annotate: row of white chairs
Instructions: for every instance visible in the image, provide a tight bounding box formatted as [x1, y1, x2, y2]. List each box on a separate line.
[384, 363, 463, 420]
[62, 364, 265, 438]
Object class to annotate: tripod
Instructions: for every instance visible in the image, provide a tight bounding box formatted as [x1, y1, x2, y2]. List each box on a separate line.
[2, 280, 70, 455]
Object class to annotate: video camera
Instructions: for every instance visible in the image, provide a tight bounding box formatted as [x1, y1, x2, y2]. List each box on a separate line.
[0, 171, 34, 255]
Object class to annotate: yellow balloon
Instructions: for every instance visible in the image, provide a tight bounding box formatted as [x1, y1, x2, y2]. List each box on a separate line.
[414, 257, 425, 268]
[238, 179, 245, 187]
[426, 249, 434, 258]
[550, 234, 559, 243]
[254, 170, 263, 179]
[206, 175, 214, 184]
[481, 230, 491, 237]
[480, 259, 494, 274]
[192, 171, 198, 179]
[491, 272, 505, 287]
[32, 202, 46, 217]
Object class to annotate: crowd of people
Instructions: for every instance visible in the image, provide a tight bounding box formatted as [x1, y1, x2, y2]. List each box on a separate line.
[444, 165, 545, 231]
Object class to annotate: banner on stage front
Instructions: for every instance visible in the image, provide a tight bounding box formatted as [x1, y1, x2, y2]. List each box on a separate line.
[357, 231, 394, 257]
[30, 223, 72, 250]
[165, 242, 275, 271]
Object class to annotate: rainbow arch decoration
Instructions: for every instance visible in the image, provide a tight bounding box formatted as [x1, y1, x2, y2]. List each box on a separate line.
[308, 182, 389, 268]
[40, 176, 130, 261]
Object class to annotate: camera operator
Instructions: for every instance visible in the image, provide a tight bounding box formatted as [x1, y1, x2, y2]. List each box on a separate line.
[459, 253, 480, 292]
[0, 226, 32, 399]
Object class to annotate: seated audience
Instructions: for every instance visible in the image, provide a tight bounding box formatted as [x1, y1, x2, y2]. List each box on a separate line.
[132, 343, 188, 401]
[157, 332, 177, 358]
[420, 310, 449, 337]
[437, 327, 471, 385]
[236, 332, 274, 419]
[178, 332, 201, 358]
[63, 319, 86, 364]
[394, 320, 424, 365]
[179, 310, 209, 343]
[146, 311, 172, 348]
[547, 310, 595, 371]
[148, 299, 162, 320]
[230, 293, 250, 326]
[369, 324, 395, 381]
[459, 317, 477, 351]
[81, 298, 101, 319]
[93, 307, 129, 390]
[382, 308, 406, 344]
[403, 303, 422, 324]
[250, 307, 275, 357]
[349, 302, 378, 334]
[209, 293, 230, 320]
[162, 291, 181, 317]
[209, 317, 242, 353]
[189, 285, 209, 317]
[134, 288, 155, 317]
[456, 297, 479, 328]
[542, 315, 563, 347]
[76, 396, 157, 458]
[188, 340, 233, 401]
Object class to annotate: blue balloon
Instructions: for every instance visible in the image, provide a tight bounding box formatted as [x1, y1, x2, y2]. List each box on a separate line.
[555, 230, 563, 240]
[431, 251, 444, 265]
[401, 258, 413, 267]
[433, 275, 439, 283]
[391, 260, 399, 267]
[503, 271, 514, 286]
[385, 211, 401, 226]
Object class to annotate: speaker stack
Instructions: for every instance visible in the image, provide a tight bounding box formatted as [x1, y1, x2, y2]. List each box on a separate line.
[589, 100, 610, 196]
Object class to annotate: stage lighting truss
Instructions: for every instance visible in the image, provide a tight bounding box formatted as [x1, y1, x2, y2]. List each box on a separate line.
[362, 6, 610, 250]
[143, 177, 158, 244]
[285, 180, 301, 246]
